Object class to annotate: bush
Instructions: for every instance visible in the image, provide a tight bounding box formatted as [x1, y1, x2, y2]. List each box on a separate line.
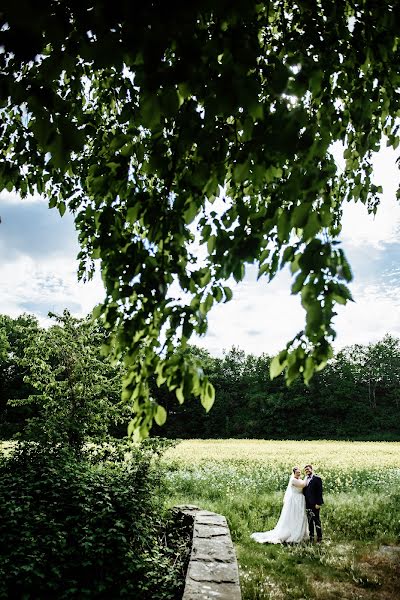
[0, 441, 185, 599]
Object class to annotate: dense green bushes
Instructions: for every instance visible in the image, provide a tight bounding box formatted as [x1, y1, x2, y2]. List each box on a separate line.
[0, 442, 185, 599]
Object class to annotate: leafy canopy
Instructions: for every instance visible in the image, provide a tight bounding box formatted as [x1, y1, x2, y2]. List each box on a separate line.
[9, 311, 126, 450]
[1, 1, 399, 436]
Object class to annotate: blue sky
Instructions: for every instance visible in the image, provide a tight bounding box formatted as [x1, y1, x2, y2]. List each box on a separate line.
[1, 143, 399, 356]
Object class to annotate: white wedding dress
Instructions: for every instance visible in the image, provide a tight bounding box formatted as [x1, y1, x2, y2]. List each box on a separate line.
[251, 476, 309, 544]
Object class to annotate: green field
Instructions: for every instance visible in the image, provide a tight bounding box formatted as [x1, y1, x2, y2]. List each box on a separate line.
[162, 440, 400, 600]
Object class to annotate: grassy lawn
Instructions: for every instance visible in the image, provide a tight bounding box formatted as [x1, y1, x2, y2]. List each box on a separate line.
[162, 440, 400, 600]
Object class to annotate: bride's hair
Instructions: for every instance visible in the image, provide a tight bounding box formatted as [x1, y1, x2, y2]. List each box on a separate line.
[292, 466, 300, 473]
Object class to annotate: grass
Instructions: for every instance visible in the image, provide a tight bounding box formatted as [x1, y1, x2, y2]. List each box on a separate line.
[162, 439, 400, 600]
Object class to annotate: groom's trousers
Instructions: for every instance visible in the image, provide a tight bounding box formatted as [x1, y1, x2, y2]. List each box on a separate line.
[307, 507, 322, 541]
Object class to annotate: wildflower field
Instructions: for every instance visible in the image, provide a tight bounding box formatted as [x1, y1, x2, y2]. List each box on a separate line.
[162, 440, 400, 600]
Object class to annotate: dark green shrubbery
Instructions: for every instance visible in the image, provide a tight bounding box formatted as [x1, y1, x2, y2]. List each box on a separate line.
[0, 441, 185, 599]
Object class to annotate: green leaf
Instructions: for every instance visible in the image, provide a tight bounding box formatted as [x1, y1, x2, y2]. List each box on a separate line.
[121, 388, 132, 402]
[199, 268, 211, 287]
[182, 317, 193, 339]
[92, 304, 103, 320]
[207, 235, 216, 254]
[141, 95, 161, 128]
[127, 205, 140, 224]
[331, 293, 347, 305]
[233, 263, 245, 283]
[304, 356, 315, 385]
[223, 287, 233, 302]
[203, 175, 218, 198]
[233, 161, 249, 183]
[127, 420, 135, 438]
[204, 293, 214, 312]
[58, 201, 66, 217]
[301, 284, 315, 309]
[259, 248, 270, 263]
[100, 343, 110, 357]
[306, 303, 323, 330]
[178, 82, 191, 102]
[184, 201, 198, 224]
[201, 381, 215, 412]
[270, 353, 286, 379]
[213, 287, 223, 302]
[277, 211, 291, 242]
[302, 212, 320, 241]
[291, 271, 307, 294]
[290, 254, 301, 274]
[202, 224, 212, 240]
[292, 204, 311, 228]
[176, 387, 184, 404]
[154, 404, 167, 426]
[258, 263, 269, 278]
[249, 102, 264, 121]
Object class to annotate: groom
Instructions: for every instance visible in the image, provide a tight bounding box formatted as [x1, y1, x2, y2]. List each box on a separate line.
[303, 464, 323, 543]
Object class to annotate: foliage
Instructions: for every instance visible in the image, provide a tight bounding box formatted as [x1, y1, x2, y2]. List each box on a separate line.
[154, 337, 400, 440]
[1, 2, 399, 435]
[341, 334, 400, 408]
[6, 311, 128, 450]
[0, 440, 186, 599]
[0, 314, 40, 437]
[163, 439, 400, 599]
[2, 313, 399, 440]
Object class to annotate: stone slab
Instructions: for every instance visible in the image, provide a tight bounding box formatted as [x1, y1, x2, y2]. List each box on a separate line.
[195, 513, 227, 527]
[192, 537, 236, 563]
[187, 559, 239, 584]
[183, 581, 242, 599]
[194, 524, 229, 538]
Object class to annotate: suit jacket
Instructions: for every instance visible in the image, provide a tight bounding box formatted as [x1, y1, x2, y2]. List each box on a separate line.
[303, 474, 324, 508]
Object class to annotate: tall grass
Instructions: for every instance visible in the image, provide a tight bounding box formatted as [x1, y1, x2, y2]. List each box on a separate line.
[162, 440, 400, 599]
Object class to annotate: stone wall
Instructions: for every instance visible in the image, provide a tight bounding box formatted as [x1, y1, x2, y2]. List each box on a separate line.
[175, 505, 241, 600]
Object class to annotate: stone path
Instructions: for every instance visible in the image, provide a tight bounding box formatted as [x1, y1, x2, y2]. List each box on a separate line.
[176, 505, 242, 600]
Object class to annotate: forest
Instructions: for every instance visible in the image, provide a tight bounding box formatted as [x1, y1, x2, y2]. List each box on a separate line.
[1, 311, 399, 443]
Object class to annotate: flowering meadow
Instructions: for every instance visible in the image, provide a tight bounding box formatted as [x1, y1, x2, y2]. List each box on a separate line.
[164, 439, 400, 495]
[162, 440, 400, 600]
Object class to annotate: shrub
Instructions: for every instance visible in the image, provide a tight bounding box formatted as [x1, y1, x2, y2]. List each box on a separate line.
[0, 441, 184, 599]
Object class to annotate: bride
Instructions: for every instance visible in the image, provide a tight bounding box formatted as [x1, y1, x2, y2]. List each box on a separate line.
[251, 466, 309, 544]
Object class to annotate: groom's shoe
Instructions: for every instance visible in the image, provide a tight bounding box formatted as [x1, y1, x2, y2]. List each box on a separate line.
[316, 538, 322, 543]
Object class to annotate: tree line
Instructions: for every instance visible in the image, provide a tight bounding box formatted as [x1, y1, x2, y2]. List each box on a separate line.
[1, 311, 399, 443]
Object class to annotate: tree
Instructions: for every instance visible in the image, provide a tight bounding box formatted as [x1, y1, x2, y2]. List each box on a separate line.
[0, 314, 40, 436]
[342, 335, 400, 409]
[10, 311, 126, 451]
[1, 1, 399, 436]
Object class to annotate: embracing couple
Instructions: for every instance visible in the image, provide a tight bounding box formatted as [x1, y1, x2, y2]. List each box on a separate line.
[251, 464, 323, 545]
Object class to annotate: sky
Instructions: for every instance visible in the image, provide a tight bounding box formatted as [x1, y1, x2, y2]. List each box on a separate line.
[1, 143, 399, 357]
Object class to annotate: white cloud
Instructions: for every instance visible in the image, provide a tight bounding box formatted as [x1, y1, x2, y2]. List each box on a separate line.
[0, 190, 44, 205]
[194, 266, 304, 356]
[334, 282, 400, 349]
[0, 253, 105, 324]
[341, 196, 400, 250]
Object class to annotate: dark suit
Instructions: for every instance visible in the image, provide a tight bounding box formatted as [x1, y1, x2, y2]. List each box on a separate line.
[303, 474, 323, 541]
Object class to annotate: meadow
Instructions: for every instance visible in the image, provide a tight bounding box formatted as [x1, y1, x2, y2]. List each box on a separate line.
[162, 440, 400, 600]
